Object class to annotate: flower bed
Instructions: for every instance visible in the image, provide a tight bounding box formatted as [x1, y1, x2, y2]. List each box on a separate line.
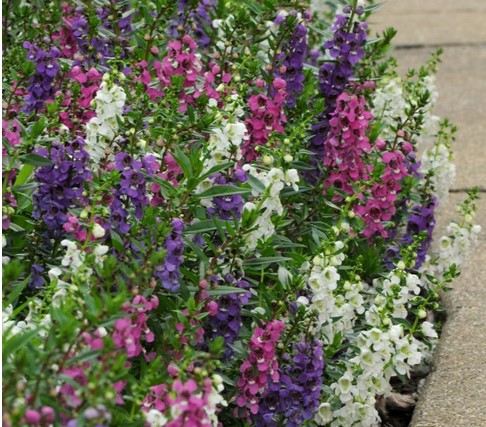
[2, 1, 481, 426]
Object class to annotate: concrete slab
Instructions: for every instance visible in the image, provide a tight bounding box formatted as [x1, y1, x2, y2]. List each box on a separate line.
[376, 0, 486, 13]
[411, 195, 486, 427]
[370, 2, 486, 425]
[371, 0, 486, 46]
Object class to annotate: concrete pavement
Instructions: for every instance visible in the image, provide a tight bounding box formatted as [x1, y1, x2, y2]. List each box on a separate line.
[372, 1, 486, 426]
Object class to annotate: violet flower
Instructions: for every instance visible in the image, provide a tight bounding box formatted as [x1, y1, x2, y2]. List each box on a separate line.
[154, 218, 185, 291]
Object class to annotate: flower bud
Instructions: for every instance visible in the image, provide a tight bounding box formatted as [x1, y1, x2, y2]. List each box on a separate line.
[262, 154, 274, 166]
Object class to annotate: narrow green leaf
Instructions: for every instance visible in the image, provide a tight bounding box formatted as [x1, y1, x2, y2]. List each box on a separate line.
[14, 164, 35, 187]
[185, 285, 249, 296]
[243, 257, 291, 267]
[195, 185, 250, 199]
[110, 231, 125, 253]
[172, 146, 193, 179]
[19, 153, 52, 167]
[144, 173, 178, 198]
[2, 328, 39, 359]
[183, 236, 209, 263]
[184, 219, 231, 234]
[247, 174, 266, 193]
[29, 116, 47, 140]
[198, 162, 234, 183]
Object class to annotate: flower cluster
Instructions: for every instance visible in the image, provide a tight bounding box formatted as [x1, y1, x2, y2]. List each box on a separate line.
[112, 295, 159, 359]
[320, 265, 426, 426]
[323, 323, 422, 426]
[402, 196, 438, 268]
[85, 74, 127, 166]
[153, 35, 205, 111]
[310, 8, 368, 159]
[420, 122, 456, 202]
[372, 77, 407, 134]
[242, 80, 287, 162]
[154, 218, 185, 291]
[33, 139, 91, 238]
[22, 42, 60, 113]
[207, 172, 247, 219]
[323, 92, 373, 196]
[273, 12, 308, 108]
[236, 320, 286, 415]
[171, 0, 217, 49]
[204, 107, 247, 171]
[257, 339, 324, 427]
[112, 152, 157, 222]
[142, 375, 226, 427]
[355, 149, 409, 238]
[62, 66, 103, 129]
[423, 192, 481, 280]
[2, 1, 481, 426]
[204, 276, 251, 357]
[241, 165, 299, 250]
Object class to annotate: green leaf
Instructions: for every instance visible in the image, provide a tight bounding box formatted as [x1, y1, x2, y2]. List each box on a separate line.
[184, 219, 231, 234]
[172, 145, 193, 179]
[243, 256, 291, 267]
[239, 0, 263, 14]
[29, 116, 47, 140]
[69, 349, 102, 364]
[364, 2, 384, 13]
[183, 236, 209, 263]
[323, 199, 340, 210]
[2, 328, 39, 360]
[291, 161, 316, 171]
[14, 164, 35, 187]
[195, 185, 250, 199]
[308, 25, 332, 39]
[145, 173, 178, 198]
[247, 174, 266, 193]
[297, 149, 317, 156]
[185, 285, 249, 296]
[110, 231, 125, 253]
[4, 277, 29, 306]
[209, 335, 224, 353]
[19, 153, 52, 167]
[198, 162, 234, 183]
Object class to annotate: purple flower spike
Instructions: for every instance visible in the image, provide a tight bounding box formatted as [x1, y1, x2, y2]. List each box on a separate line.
[257, 339, 324, 426]
[154, 219, 185, 291]
[305, 8, 368, 182]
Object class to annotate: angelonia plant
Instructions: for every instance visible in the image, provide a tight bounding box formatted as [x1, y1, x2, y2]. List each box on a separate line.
[1, 0, 481, 426]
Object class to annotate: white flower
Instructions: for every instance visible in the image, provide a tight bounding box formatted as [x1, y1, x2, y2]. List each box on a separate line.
[420, 321, 438, 339]
[406, 274, 421, 295]
[242, 202, 256, 212]
[251, 307, 266, 316]
[93, 244, 109, 264]
[277, 266, 292, 286]
[145, 409, 167, 427]
[85, 78, 126, 168]
[296, 296, 309, 306]
[48, 267, 62, 281]
[284, 169, 299, 191]
[315, 402, 332, 424]
[336, 371, 353, 395]
[2, 234, 10, 264]
[92, 223, 106, 238]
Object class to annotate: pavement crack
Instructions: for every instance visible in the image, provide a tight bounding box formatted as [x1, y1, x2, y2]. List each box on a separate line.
[395, 41, 486, 50]
[449, 188, 486, 193]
